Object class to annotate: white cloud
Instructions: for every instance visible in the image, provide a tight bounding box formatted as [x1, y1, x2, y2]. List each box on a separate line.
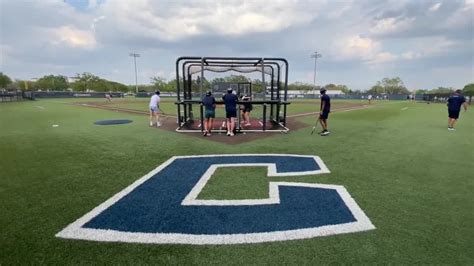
[1, 0, 471, 90]
[330, 35, 401, 66]
[445, 1, 474, 28]
[97, 0, 318, 41]
[327, 2, 353, 19]
[464, 0, 474, 9]
[401, 51, 422, 60]
[370, 17, 415, 35]
[91, 16, 106, 31]
[428, 3, 442, 12]
[50, 26, 96, 49]
[368, 52, 398, 64]
[420, 37, 456, 56]
[385, 37, 458, 63]
[332, 35, 381, 61]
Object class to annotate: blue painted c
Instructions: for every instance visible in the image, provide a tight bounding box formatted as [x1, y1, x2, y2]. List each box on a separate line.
[83, 155, 356, 234]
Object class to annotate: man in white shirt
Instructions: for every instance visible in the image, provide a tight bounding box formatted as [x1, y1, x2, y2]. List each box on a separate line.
[149, 91, 161, 127]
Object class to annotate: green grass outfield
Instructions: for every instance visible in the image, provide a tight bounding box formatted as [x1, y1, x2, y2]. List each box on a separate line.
[1, 98, 473, 264]
[102, 97, 366, 116]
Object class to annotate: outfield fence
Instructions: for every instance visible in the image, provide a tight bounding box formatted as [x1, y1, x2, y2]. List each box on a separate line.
[421, 93, 473, 104]
[135, 92, 177, 97]
[31, 91, 124, 98]
[0, 91, 35, 102]
[6, 90, 471, 104]
[171, 92, 426, 101]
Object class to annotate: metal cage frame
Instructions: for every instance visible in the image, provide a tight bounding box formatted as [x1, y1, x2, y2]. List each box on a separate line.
[175, 56, 290, 133]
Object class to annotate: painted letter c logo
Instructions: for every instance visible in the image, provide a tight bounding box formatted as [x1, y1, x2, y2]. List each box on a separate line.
[56, 154, 375, 244]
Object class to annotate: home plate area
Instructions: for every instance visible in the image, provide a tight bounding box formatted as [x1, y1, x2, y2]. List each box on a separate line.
[56, 154, 375, 245]
[158, 118, 307, 144]
[181, 119, 283, 131]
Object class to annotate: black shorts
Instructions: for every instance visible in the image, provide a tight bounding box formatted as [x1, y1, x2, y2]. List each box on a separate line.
[319, 111, 329, 120]
[448, 109, 460, 119]
[226, 108, 237, 118]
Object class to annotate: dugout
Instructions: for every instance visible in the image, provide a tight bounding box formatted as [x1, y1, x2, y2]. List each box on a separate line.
[175, 56, 290, 133]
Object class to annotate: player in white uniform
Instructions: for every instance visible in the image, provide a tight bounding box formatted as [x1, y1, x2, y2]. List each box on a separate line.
[149, 91, 161, 127]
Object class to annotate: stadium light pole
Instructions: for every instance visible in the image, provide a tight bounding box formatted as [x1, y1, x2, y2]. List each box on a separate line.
[311, 52, 322, 95]
[129, 53, 140, 93]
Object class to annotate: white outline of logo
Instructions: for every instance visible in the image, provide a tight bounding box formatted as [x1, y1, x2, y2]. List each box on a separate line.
[56, 154, 375, 245]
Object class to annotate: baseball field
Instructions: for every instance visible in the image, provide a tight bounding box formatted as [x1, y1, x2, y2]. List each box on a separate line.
[1, 98, 472, 264]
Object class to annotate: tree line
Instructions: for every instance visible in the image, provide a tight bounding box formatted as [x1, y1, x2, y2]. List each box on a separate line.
[0, 72, 472, 96]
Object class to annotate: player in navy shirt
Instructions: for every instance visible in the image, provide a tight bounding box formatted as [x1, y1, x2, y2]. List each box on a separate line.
[319, 87, 331, 135]
[447, 89, 468, 130]
[202, 91, 216, 136]
[222, 88, 238, 136]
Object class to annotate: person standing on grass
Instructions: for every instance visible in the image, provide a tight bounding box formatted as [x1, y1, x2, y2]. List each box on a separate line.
[105, 93, 111, 102]
[319, 87, 331, 136]
[149, 90, 161, 127]
[447, 89, 468, 131]
[222, 88, 238, 136]
[202, 91, 216, 136]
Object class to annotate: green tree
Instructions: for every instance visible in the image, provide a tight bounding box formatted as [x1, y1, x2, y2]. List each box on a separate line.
[250, 79, 263, 93]
[151, 76, 167, 91]
[134, 84, 156, 92]
[189, 76, 209, 93]
[415, 89, 428, 95]
[16, 80, 37, 90]
[0, 72, 13, 89]
[288, 82, 313, 91]
[462, 83, 474, 96]
[428, 87, 454, 94]
[336, 84, 350, 94]
[36, 75, 69, 91]
[369, 77, 409, 94]
[224, 75, 251, 83]
[86, 78, 128, 92]
[165, 79, 177, 92]
[108, 81, 128, 92]
[367, 85, 384, 94]
[72, 73, 100, 91]
[324, 84, 337, 90]
[149, 77, 179, 92]
[351, 89, 363, 95]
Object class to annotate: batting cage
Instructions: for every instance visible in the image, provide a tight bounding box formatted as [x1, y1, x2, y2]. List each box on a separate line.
[175, 56, 290, 133]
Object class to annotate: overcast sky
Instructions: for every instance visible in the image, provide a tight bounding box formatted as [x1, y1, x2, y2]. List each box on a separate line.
[1, 0, 473, 90]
